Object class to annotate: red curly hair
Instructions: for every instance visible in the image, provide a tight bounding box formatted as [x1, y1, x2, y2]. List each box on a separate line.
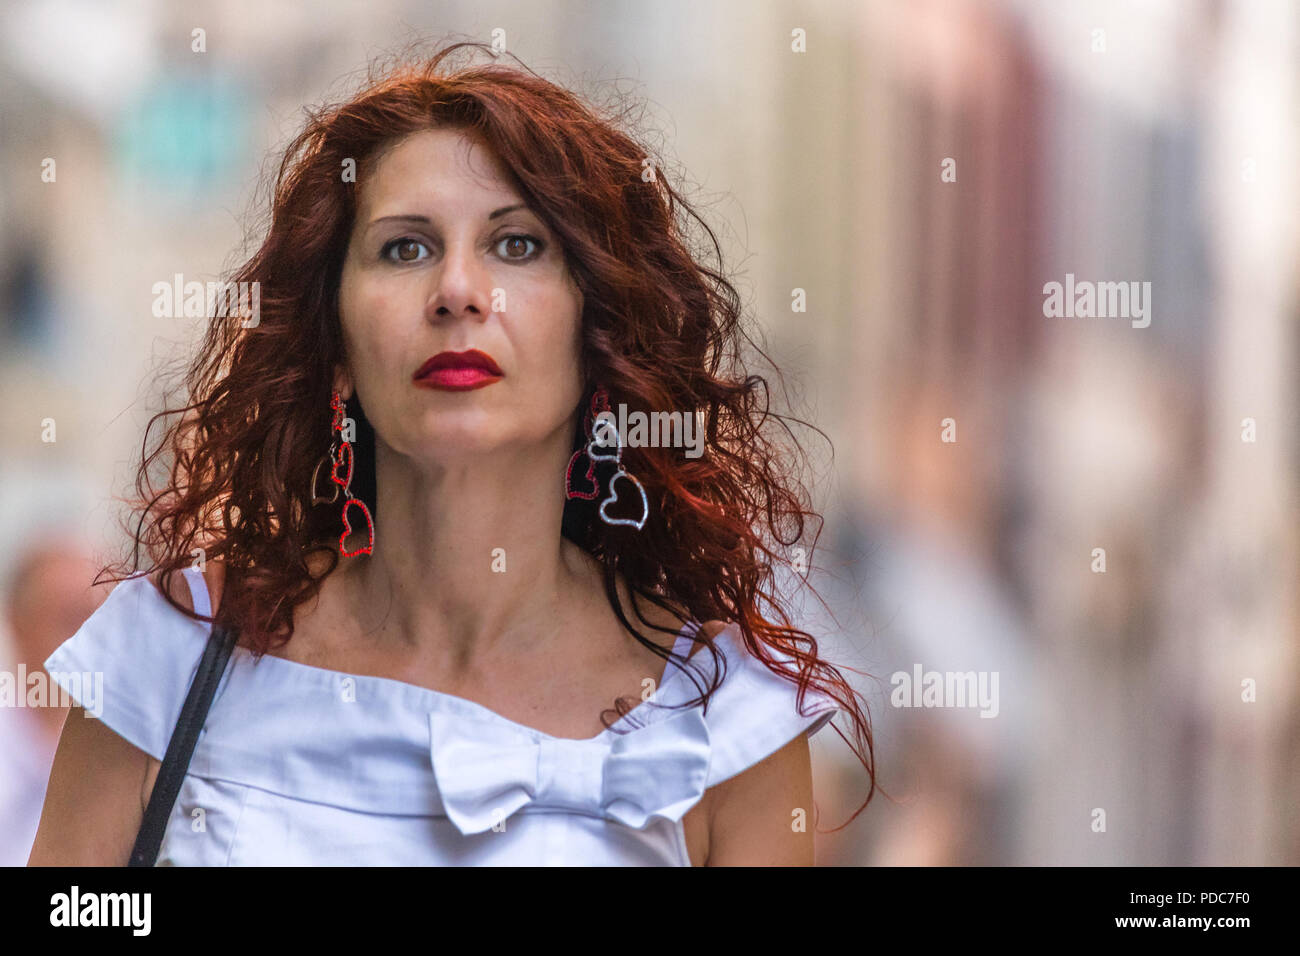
[107, 39, 878, 829]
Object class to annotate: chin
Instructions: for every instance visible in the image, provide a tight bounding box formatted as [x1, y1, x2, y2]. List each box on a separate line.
[413, 423, 525, 459]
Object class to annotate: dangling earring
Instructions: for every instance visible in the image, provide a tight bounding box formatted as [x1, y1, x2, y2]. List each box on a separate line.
[564, 386, 648, 530]
[564, 387, 610, 501]
[310, 390, 374, 556]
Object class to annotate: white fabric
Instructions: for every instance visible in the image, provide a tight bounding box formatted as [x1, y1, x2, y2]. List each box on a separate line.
[43, 567, 842, 866]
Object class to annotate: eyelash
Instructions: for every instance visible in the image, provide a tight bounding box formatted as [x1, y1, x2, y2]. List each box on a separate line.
[380, 234, 544, 263]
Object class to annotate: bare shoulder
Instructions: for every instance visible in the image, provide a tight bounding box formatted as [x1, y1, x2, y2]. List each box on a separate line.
[27, 705, 150, 865]
[676, 619, 729, 663]
[696, 619, 817, 865]
[704, 729, 815, 865]
[697, 620, 730, 641]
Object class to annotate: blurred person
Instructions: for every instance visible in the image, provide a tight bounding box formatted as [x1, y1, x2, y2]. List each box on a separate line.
[834, 379, 1034, 865]
[29, 41, 875, 867]
[0, 538, 106, 866]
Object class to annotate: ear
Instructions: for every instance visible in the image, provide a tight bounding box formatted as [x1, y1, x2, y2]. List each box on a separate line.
[332, 364, 352, 401]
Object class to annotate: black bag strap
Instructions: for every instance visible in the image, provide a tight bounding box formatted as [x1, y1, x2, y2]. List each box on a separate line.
[128, 622, 237, 867]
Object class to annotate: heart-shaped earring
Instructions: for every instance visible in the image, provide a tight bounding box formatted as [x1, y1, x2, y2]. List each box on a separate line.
[565, 449, 600, 500]
[312, 390, 377, 557]
[566, 384, 648, 532]
[566, 387, 615, 498]
[340, 497, 374, 556]
[310, 454, 340, 505]
[599, 467, 649, 530]
[585, 415, 621, 461]
[330, 440, 354, 491]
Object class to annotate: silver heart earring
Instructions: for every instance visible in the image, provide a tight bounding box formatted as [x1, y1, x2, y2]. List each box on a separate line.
[566, 386, 648, 531]
[595, 416, 649, 531]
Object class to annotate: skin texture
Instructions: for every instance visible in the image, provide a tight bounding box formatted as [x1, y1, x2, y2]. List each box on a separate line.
[25, 705, 150, 866]
[28, 127, 817, 866]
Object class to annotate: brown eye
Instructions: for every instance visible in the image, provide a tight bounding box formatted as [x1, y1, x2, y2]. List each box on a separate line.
[496, 234, 542, 261]
[382, 238, 430, 262]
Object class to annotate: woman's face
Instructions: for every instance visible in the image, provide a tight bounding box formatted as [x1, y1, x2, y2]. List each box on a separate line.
[337, 126, 584, 467]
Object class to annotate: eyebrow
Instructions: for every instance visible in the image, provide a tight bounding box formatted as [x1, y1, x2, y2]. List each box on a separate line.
[368, 204, 530, 229]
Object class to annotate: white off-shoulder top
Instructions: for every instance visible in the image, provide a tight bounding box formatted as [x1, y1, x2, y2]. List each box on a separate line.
[43, 567, 842, 866]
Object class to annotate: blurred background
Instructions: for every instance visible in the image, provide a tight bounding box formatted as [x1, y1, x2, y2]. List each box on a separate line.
[0, 0, 1295, 865]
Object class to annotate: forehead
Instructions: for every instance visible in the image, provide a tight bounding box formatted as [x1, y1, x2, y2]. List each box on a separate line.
[357, 127, 520, 214]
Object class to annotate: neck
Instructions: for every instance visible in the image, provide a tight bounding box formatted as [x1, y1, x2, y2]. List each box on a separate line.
[341, 430, 594, 662]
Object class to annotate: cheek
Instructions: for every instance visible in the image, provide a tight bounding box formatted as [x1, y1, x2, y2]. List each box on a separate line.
[514, 289, 582, 382]
[340, 277, 407, 376]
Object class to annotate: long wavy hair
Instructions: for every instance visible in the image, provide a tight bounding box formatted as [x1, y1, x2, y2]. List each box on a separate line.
[106, 39, 878, 828]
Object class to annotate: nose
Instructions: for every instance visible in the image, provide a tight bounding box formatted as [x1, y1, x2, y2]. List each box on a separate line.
[423, 240, 493, 325]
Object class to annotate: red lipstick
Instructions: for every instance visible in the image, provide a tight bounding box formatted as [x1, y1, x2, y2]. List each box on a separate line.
[413, 349, 503, 391]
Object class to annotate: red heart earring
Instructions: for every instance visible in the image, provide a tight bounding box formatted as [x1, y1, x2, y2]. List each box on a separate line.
[312, 390, 374, 557]
[565, 387, 612, 500]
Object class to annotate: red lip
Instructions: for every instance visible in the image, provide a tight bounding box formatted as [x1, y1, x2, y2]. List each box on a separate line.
[413, 349, 503, 391]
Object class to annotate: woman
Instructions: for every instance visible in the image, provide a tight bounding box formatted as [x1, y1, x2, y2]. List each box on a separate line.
[29, 41, 874, 866]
